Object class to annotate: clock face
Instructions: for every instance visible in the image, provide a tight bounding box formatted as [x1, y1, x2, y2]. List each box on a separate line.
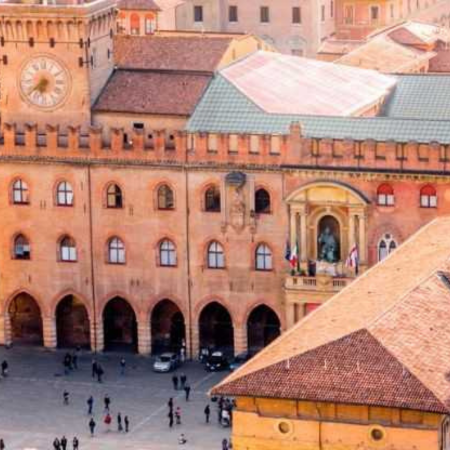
[19, 56, 70, 109]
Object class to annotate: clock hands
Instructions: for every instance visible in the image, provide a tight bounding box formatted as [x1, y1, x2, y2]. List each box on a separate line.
[28, 77, 49, 95]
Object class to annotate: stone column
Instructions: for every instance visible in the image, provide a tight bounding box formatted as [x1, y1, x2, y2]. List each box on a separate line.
[43, 317, 57, 349]
[138, 321, 151, 355]
[358, 213, 367, 265]
[299, 212, 308, 263]
[348, 213, 356, 252]
[233, 324, 247, 356]
[289, 208, 298, 248]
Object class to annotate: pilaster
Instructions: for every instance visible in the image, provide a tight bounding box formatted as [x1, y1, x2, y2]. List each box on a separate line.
[137, 321, 151, 355]
[43, 317, 57, 349]
[233, 324, 247, 356]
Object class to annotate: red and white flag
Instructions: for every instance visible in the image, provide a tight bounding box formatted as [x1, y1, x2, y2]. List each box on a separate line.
[346, 245, 359, 274]
[289, 242, 298, 269]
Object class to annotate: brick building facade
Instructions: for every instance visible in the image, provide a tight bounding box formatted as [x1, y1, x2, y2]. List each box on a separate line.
[1, 0, 450, 359]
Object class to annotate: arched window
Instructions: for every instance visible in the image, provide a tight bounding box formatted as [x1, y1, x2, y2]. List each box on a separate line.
[13, 234, 30, 260]
[207, 241, 225, 268]
[12, 179, 29, 204]
[160, 239, 176, 266]
[255, 188, 271, 214]
[205, 186, 221, 212]
[145, 14, 155, 34]
[106, 184, 123, 209]
[108, 237, 126, 264]
[377, 184, 394, 206]
[378, 233, 397, 261]
[158, 184, 174, 210]
[59, 236, 77, 262]
[56, 181, 74, 206]
[130, 13, 140, 35]
[255, 244, 272, 271]
[420, 185, 437, 208]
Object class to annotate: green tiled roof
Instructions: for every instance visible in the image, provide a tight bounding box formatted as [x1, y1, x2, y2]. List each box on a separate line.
[381, 75, 450, 121]
[186, 74, 450, 144]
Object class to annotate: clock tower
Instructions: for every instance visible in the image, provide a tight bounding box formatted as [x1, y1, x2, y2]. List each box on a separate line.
[0, 0, 116, 132]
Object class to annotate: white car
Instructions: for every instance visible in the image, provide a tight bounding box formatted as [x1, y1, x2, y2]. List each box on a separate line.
[153, 353, 180, 373]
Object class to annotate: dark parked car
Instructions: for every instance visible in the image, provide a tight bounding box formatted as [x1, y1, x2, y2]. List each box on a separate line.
[205, 351, 229, 372]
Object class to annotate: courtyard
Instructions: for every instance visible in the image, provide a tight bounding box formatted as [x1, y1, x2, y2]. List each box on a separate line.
[0, 347, 231, 450]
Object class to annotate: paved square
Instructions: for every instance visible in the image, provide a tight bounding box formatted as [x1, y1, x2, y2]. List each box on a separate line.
[0, 347, 231, 450]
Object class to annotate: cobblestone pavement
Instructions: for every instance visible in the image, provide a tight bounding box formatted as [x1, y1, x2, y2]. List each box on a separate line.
[0, 347, 231, 450]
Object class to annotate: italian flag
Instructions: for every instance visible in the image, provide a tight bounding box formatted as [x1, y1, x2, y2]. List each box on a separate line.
[289, 242, 298, 269]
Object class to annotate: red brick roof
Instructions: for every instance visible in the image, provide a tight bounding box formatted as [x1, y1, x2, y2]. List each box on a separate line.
[113, 35, 233, 72]
[213, 217, 450, 413]
[118, 0, 160, 10]
[93, 70, 211, 115]
[213, 329, 448, 413]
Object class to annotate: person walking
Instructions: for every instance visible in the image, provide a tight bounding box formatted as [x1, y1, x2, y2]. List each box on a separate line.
[60, 435, 67, 450]
[87, 395, 94, 415]
[168, 409, 174, 428]
[53, 438, 61, 450]
[104, 394, 111, 412]
[91, 359, 97, 378]
[72, 352, 78, 370]
[104, 412, 112, 432]
[180, 373, 186, 389]
[168, 397, 174, 412]
[204, 404, 210, 423]
[222, 438, 229, 450]
[0, 438, 5, 450]
[72, 437, 79, 450]
[1, 360, 8, 377]
[97, 365, 104, 383]
[172, 374, 178, 390]
[89, 417, 96, 437]
[63, 391, 69, 405]
[184, 383, 191, 402]
[120, 358, 126, 375]
[117, 412, 123, 432]
[124, 415, 130, 433]
[178, 433, 187, 445]
[175, 407, 181, 425]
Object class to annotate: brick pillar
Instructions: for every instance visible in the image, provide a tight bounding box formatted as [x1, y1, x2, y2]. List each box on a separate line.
[0, 315, 11, 346]
[190, 324, 199, 361]
[91, 319, 104, 353]
[43, 317, 57, 349]
[233, 324, 247, 356]
[138, 321, 151, 355]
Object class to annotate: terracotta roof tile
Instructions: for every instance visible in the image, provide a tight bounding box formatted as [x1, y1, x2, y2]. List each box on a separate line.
[113, 35, 233, 72]
[93, 69, 211, 115]
[212, 329, 448, 413]
[118, 0, 160, 10]
[213, 216, 450, 413]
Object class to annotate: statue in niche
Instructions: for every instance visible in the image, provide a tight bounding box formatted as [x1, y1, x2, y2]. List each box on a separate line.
[230, 186, 245, 231]
[317, 215, 340, 263]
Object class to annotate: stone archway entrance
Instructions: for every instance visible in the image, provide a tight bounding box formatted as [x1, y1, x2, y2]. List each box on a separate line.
[247, 305, 281, 353]
[103, 297, 137, 352]
[151, 299, 185, 355]
[8, 293, 43, 345]
[56, 295, 90, 349]
[199, 302, 234, 356]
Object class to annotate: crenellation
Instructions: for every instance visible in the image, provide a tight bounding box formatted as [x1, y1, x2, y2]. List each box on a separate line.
[1, 123, 450, 173]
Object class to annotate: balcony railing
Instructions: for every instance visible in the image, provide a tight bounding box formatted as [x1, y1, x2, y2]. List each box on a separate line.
[285, 274, 353, 293]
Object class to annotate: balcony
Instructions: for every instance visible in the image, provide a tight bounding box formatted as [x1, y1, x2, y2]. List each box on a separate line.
[285, 273, 354, 293]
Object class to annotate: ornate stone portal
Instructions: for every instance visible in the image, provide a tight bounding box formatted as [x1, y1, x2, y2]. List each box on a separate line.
[284, 181, 369, 327]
